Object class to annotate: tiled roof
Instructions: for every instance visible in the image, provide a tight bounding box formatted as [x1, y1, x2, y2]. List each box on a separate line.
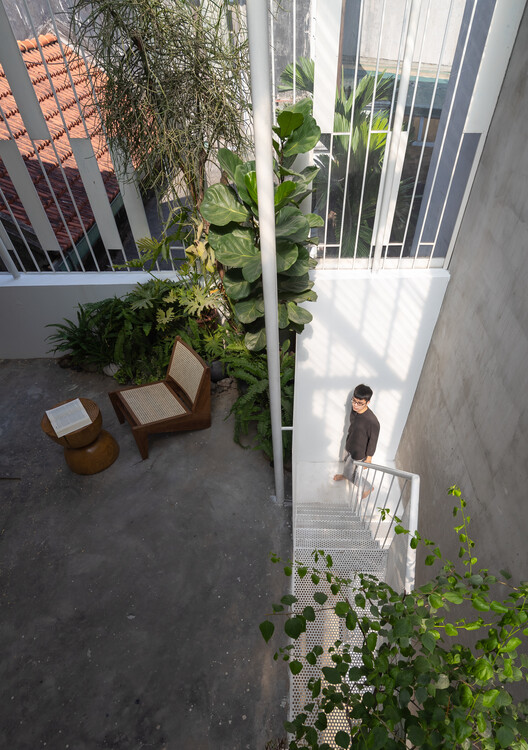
[0, 34, 120, 251]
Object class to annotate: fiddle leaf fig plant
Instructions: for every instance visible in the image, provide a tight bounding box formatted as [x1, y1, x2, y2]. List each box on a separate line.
[201, 99, 323, 351]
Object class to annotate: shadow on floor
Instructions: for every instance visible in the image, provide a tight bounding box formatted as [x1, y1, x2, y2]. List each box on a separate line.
[0, 359, 292, 750]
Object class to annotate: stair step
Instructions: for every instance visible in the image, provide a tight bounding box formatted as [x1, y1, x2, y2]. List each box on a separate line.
[297, 524, 374, 544]
[294, 547, 388, 576]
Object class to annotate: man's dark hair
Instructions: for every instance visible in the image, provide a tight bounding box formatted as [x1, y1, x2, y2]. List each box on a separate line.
[354, 384, 373, 402]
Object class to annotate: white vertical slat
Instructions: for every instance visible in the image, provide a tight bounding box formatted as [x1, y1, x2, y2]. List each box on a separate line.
[444, 0, 526, 267]
[108, 145, 151, 245]
[0, 140, 63, 261]
[0, 2, 50, 141]
[70, 138, 124, 256]
[372, 0, 421, 270]
[313, 0, 343, 133]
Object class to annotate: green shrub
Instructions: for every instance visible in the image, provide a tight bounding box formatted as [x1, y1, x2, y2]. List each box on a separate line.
[262, 488, 528, 749]
[47, 278, 190, 383]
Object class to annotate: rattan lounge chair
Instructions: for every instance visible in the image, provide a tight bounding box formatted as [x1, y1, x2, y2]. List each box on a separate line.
[108, 336, 211, 459]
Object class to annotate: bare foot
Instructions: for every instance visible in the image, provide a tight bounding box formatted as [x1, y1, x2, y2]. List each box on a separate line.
[333, 474, 345, 481]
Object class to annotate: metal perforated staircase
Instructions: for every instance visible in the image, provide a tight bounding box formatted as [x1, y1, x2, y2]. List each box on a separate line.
[291, 501, 388, 740]
[289, 462, 420, 745]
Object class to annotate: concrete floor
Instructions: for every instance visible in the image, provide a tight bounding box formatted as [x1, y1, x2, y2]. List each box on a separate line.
[0, 359, 293, 750]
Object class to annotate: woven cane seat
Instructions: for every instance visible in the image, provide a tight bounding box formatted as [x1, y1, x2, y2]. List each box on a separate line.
[108, 336, 210, 459]
[120, 383, 186, 425]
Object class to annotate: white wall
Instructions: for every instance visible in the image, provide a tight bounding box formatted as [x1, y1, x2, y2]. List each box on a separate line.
[0, 272, 178, 358]
[293, 268, 449, 503]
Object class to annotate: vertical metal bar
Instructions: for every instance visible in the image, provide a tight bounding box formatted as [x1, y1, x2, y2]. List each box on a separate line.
[372, 0, 421, 271]
[400, 0, 453, 262]
[21, 1, 100, 268]
[0, 231, 20, 278]
[0, 97, 86, 271]
[0, 139, 65, 268]
[341, 0, 384, 263]
[413, 0, 477, 268]
[292, 0, 296, 104]
[246, 0, 284, 505]
[373, 473, 396, 540]
[0, 187, 35, 271]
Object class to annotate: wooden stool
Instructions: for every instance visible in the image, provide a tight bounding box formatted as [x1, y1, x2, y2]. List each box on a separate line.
[41, 398, 119, 475]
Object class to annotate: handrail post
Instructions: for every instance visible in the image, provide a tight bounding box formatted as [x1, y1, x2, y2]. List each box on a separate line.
[405, 473, 420, 592]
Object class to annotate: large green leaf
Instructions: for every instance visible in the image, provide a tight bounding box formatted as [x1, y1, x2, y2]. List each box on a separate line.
[279, 273, 314, 293]
[306, 212, 324, 227]
[235, 161, 257, 206]
[282, 112, 321, 156]
[201, 184, 249, 226]
[208, 225, 256, 266]
[276, 110, 304, 139]
[222, 269, 251, 300]
[276, 241, 298, 272]
[276, 205, 310, 243]
[241, 255, 262, 283]
[244, 171, 258, 204]
[274, 180, 297, 208]
[234, 297, 265, 324]
[282, 289, 317, 304]
[280, 246, 313, 277]
[287, 302, 312, 325]
[217, 147, 243, 182]
[278, 302, 289, 329]
[245, 328, 266, 351]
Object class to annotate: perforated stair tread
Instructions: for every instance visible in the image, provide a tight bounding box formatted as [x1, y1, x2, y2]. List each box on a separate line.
[292, 501, 388, 740]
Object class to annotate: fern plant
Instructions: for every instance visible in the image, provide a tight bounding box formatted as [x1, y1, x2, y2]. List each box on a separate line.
[226, 341, 295, 463]
[47, 278, 189, 383]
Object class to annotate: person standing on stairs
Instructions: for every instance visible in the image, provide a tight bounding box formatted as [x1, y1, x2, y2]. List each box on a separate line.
[333, 384, 380, 497]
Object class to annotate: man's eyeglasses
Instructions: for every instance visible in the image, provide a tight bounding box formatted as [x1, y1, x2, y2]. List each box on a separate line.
[352, 397, 367, 406]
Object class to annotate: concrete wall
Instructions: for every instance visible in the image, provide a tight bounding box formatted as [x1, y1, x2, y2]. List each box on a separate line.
[0, 272, 178, 358]
[293, 268, 449, 504]
[396, 6, 528, 583]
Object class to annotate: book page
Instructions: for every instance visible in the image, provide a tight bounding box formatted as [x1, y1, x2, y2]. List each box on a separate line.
[46, 398, 92, 438]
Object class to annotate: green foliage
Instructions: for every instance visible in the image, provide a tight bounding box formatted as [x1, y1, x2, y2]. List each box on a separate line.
[221, 340, 295, 463]
[201, 99, 321, 351]
[47, 278, 203, 384]
[70, 0, 250, 210]
[262, 488, 528, 749]
[279, 58, 412, 258]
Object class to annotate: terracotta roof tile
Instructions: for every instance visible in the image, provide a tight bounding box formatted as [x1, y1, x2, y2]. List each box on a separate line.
[0, 34, 120, 252]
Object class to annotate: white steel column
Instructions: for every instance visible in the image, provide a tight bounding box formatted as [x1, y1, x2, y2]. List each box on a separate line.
[246, 0, 284, 504]
[372, 0, 421, 270]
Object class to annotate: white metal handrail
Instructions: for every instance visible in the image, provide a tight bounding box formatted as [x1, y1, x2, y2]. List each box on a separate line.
[346, 459, 420, 593]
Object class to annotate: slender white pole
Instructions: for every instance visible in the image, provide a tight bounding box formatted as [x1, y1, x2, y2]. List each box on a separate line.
[372, 0, 421, 271]
[246, 0, 285, 504]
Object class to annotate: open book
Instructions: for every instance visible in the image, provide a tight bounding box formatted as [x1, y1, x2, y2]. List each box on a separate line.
[46, 398, 92, 438]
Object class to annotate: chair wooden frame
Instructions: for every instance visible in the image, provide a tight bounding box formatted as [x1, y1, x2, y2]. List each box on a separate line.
[108, 337, 211, 459]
